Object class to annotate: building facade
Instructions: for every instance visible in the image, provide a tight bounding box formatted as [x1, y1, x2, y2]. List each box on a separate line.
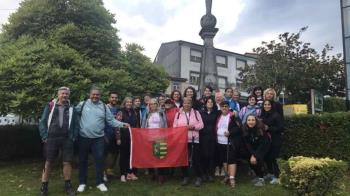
[154, 40, 256, 95]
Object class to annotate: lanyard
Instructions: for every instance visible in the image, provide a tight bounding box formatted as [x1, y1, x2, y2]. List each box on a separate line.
[184, 110, 191, 125]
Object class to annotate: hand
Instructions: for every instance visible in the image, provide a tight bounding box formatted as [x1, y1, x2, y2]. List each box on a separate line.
[250, 155, 257, 165]
[187, 125, 195, 130]
[123, 123, 130, 128]
[224, 131, 230, 137]
[116, 139, 121, 145]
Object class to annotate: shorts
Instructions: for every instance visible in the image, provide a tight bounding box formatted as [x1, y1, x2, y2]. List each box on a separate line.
[216, 143, 236, 164]
[44, 137, 74, 162]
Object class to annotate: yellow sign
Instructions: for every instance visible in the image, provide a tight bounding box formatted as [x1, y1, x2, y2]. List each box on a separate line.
[283, 104, 308, 116]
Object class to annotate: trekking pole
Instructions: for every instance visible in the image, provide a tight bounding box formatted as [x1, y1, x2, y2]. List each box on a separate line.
[189, 134, 194, 168]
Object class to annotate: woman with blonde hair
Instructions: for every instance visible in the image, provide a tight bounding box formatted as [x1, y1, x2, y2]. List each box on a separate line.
[263, 88, 283, 119]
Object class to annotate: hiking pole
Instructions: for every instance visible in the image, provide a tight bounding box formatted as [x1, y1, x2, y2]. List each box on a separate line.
[226, 135, 230, 181]
[189, 134, 194, 168]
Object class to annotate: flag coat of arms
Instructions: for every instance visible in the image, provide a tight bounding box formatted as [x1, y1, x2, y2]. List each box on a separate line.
[130, 127, 188, 168]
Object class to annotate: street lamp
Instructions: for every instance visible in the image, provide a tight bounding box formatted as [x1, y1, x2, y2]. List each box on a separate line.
[340, 0, 350, 110]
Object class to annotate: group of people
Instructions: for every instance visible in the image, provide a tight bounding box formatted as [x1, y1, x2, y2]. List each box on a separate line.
[38, 85, 284, 196]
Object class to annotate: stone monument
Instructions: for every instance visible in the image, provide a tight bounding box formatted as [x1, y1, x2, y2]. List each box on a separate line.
[198, 0, 219, 95]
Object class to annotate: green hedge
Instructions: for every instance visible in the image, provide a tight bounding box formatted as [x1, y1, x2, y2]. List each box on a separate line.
[280, 156, 348, 196]
[1, 112, 350, 162]
[323, 97, 346, 112]
[282, 112, 350, 162]
[0, 125, 42, 161]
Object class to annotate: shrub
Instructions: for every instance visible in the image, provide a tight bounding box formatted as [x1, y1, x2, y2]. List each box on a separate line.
[282, 112, 350, 162]
[280, 156, 348, 196]
[323, 97, 346, 113]
[0, 125, 42, 161]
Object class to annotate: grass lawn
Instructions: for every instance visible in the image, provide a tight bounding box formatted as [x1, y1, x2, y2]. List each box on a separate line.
[0, 159, 349, 196]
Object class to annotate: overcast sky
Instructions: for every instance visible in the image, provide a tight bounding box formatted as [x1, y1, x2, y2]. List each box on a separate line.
[0, 0, 344, 59]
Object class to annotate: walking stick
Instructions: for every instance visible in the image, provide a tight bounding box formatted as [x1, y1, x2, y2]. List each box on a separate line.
[189, 134, 194, 168]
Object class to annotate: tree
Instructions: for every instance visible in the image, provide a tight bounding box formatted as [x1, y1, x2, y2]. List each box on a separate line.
[0, 0, 169, 118]
[239, 27, 345, 103]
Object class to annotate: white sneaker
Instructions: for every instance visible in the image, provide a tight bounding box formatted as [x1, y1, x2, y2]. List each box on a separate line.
[77, 184, 86, 193]
[254, 178, 265, 187]
[103, 173, 108, 182]
[120, 175, 126, 182]
[96, 183, 108, 192]
[270, 177, 280, 185]
[263, 173, 274, 181]
[214, 167, 220, 176]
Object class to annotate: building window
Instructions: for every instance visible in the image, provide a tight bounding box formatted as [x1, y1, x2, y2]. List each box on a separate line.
[189, 71, 200, 85]
[190, 49, 202, 63]
[218, 76, 228, 89]
[216, 55, 227, 67]
[236, 59, 247, 70]
[172, 82, 180, 91]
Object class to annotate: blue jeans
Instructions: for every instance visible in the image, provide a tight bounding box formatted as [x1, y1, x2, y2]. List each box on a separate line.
[79, 136, 105, 185]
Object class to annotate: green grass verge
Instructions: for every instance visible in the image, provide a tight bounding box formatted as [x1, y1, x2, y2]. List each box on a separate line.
[0, 159, 348, 196]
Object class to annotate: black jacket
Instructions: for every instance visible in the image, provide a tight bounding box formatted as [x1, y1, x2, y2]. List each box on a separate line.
[243, 127, 270, 160]
[261, 110, 283, 146]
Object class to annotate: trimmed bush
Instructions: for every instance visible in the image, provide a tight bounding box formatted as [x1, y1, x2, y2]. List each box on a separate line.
[282, 112, 350, 162]
[323, 97, 346, 113]
[0, 125, 42, 161]
[280, 156, 348, 196]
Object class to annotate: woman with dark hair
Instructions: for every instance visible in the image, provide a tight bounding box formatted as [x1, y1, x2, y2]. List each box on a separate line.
[118, 97, 140, 182]
[215, 101, 241, 188]
[260, 99, 283, 185]
[239, 95, 261, 124]
[252, 86, 264, 108]
[199, 97, 218, 182]
[170, 90, 183, 108]
[183, 86, 201, 110]
[199, 86, 214, 112]
[241, 114, 271, 186]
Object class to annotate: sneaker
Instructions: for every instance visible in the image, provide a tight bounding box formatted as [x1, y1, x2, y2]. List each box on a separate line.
[254, 178, 265, 187]
[181, 177, 189, 186]
[103, 173, 108, 182]
[76, 184, 86, 193]
[214, 167, 220, 176]
[127, 173, 139, 181]
[96, 183, 108, 192]
[120, 175, 126, 182]
[220, 169, 226, 176]
[263, 173, 274, 181]
[251, 177, 260, 184]
[229, 177, 236, 188]
[194, 177, 202, 187]
[270, 177, 280, 185]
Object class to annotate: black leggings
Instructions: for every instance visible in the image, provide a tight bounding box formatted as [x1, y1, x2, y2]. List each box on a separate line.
[265, 145, 281, 178]
[182, 143, 201, 178]
[119, 129, 136, 176]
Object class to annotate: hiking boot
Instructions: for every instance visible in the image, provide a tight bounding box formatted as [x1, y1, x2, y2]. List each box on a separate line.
[254, 178, 265, 187]
[229, 178, 236, 188]
[65, 186, 76, 196]
[39, 189, 48, 196]
[181, 177, 189, 186]
[39, 182, 48, 196]
[221, 176, 229, 184]
[194, 177, 202, 187]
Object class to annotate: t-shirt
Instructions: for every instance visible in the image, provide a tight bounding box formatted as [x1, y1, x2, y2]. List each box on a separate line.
[217, 114, 230, 144]
[147, 112, 161, 128]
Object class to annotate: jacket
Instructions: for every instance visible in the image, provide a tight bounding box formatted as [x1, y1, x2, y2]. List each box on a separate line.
[39, 99, 78, 142]
[141, 110, 167, 128]
[243, 127, 270, 160]
[173, 108, 204, 143]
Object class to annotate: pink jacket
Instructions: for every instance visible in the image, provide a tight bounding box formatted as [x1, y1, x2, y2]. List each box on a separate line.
[173, 108, 204, 143]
